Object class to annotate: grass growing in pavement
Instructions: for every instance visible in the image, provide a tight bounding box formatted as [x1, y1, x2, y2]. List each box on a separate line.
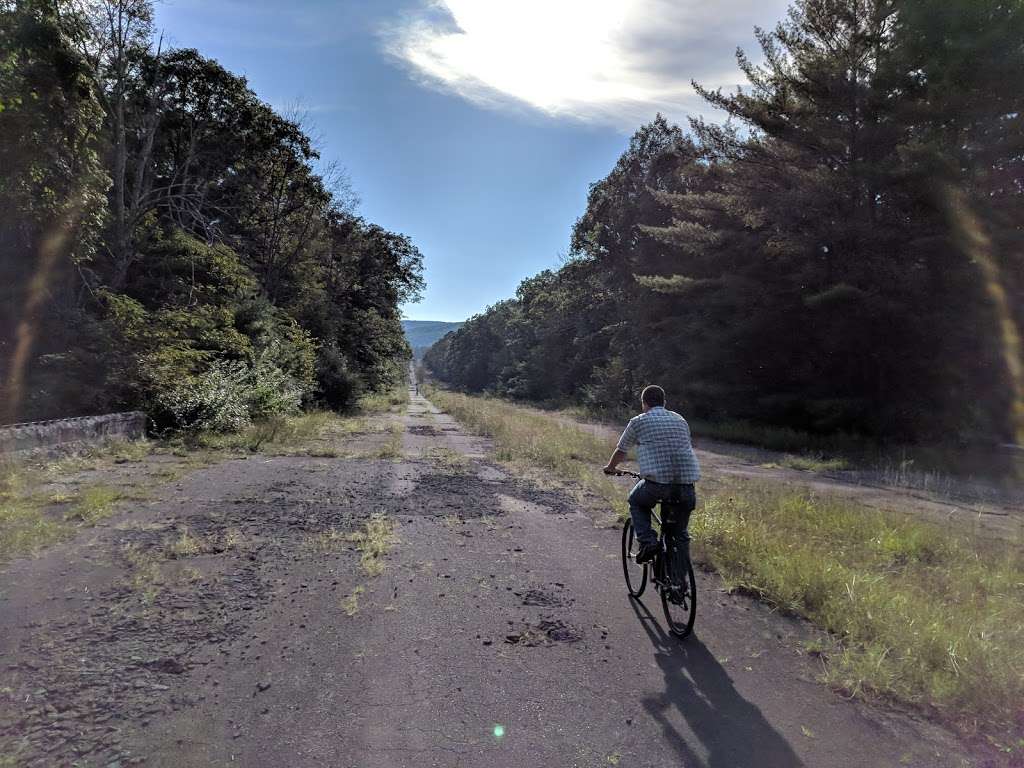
[0, 387, 409, 565]
[348, 514, 399, 576]
[425, 446, 471, 474]
[0, 463, 67, 561]
[343, 585, 365, 617]
[65, 485, 124, 524]
[424, 386, 1024, 733]
[374, 423, 404, 460]
[1, 458, 132, 562]
[308, 514, 399, 577]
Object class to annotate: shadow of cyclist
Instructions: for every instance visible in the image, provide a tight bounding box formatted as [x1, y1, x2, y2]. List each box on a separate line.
[629, 597, 803, 768]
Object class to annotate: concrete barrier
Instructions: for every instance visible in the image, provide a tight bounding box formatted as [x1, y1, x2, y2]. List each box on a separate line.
[0, 412, 147, 455]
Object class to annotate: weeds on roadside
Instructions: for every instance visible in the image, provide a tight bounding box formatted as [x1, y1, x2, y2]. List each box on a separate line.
[307, 526, 348, 553]
[2, 454, 156, 563]
[195, 410, 341, 453]
[776, 453, 850, 472]
[166, 527, 207, 558]
[165, 526, 241, 558]
[694, 483, 1024, 730]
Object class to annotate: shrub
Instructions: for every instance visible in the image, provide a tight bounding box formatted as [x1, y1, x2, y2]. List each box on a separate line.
[315, 343, 360, 411]
[152, 351, 306, 433]
[245, 345, 305, 420]
[153, 360, 252, 433]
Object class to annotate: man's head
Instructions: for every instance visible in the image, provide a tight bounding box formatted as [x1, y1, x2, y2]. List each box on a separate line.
[640, 385, 666, 411]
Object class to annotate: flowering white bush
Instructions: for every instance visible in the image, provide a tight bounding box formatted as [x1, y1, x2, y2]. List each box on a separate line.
[154, 349, 307, 433]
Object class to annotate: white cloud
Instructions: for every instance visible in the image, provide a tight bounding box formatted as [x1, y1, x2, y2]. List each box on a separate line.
[382, 0, 791, 130]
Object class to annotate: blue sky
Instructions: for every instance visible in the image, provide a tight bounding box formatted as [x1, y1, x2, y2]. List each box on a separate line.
[154, 0, 789, 322]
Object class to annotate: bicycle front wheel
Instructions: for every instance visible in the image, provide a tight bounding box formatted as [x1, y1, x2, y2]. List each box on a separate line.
[660, 548, 696, 638]
[621, 519, 648, 597]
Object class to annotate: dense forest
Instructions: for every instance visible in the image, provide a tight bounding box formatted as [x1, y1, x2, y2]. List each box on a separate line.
[426, 0, 1024, 447]
[0, 0, 422, 430]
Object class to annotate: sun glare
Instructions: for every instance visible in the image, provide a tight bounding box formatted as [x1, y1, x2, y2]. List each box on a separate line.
[389, 0, 693, 122]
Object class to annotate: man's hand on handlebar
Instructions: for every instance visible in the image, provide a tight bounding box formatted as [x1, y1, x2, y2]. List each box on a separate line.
[604, 466, 641, 479]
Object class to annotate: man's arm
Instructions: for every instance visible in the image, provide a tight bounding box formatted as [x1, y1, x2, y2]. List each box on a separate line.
[604, 419, 636, 474]
[603, 448, 627, 474]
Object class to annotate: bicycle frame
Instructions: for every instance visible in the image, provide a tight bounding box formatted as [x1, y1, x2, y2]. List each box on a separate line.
[650, 505, 689, 586]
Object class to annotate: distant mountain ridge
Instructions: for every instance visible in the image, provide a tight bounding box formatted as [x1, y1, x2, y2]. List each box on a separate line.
[402, 320, 463, 357]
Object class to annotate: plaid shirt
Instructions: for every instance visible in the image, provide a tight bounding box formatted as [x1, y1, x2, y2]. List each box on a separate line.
[616, 406, 701, 484]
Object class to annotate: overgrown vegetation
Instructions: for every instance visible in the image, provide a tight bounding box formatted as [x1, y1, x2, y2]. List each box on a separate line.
[427, 387, 1024, 732]
[424, 0, 1024, 459]
[1, 0, 422, 430]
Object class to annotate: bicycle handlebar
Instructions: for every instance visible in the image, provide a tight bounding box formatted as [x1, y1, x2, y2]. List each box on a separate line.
[605, 468, 641, 479]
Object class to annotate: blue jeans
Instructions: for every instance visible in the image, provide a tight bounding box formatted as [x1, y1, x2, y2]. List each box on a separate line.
[629, 480, 696, 547]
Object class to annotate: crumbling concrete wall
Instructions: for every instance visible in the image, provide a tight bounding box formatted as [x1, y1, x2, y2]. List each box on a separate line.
[0, 412, 147, 455]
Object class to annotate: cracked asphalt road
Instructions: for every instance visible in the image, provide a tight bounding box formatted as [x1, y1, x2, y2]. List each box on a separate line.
[1, 392, 974, 767]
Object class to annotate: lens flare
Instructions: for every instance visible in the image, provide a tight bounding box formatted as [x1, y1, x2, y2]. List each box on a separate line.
[492, 724, 505, 740]
[941, 184, 1024, 453]
[3, 223, 72, 425]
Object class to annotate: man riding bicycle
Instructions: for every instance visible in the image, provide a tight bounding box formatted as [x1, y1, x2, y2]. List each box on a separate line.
[603, 385, 700, 565]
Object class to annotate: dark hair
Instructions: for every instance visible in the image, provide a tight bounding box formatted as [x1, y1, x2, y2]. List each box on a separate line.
[641, 385, 666, 408]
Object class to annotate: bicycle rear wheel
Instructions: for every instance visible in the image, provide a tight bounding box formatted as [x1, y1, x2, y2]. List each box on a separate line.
[660, 547, 696, 638]
[621, 519, 648, 597]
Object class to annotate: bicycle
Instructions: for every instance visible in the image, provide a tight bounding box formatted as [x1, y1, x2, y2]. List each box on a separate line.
[612, 469, 697, 639]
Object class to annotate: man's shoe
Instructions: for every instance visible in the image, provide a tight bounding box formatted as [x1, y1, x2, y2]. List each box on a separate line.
[635, 542, 660, 564]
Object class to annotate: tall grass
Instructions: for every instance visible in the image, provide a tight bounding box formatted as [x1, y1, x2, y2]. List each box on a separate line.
[426, 386, 1024, 732]
[695, 486, 1024, 730]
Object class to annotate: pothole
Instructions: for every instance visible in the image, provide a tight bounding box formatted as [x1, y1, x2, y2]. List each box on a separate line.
[408, 425, 441, 436]
[516, 585, 572, 607]
[505, 617, 583, 646]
